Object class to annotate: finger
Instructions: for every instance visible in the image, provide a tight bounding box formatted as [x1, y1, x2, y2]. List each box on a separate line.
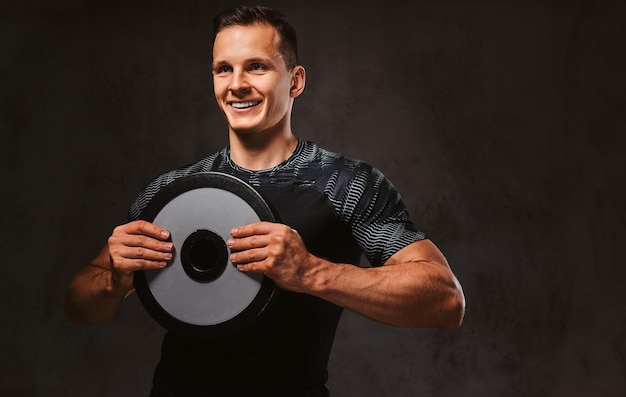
[226, 234, 268, 251]
[113, 256, 169, 272]
[235, 262, 265, 274]
[123, 220, 171, 241]
[121, 234, 174, 253]
[116, 244, 174, 262]
[229, 221, 273, 238]
[230, 248, 266, 265]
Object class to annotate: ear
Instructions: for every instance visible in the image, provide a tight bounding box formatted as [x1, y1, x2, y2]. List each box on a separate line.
[290, 65, 306, 98]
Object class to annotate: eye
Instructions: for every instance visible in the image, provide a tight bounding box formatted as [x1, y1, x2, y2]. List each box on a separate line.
[249, 63, 266, 72]
[214, 65, 232, 75]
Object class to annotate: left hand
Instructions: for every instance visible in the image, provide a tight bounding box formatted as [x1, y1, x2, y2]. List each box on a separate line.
[227, 222, 318, 292]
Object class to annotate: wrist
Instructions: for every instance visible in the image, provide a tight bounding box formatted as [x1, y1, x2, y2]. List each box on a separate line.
[302, 255, 335, 295]
[107, 270, 133, 300]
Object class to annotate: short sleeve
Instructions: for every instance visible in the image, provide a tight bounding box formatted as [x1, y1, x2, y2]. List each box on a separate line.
[323, 160, 425, 266]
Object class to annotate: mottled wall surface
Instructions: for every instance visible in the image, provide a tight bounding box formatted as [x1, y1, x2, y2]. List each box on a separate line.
[1, 0, 625, 396]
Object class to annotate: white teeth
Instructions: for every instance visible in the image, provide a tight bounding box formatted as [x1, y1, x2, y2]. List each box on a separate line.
[231, 101, 260, 109]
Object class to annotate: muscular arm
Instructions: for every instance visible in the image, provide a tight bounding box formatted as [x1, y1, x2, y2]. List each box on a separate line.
[229, 223, 465, 329]
[303, 239, 464, 328]
[64, 221, 173, 325]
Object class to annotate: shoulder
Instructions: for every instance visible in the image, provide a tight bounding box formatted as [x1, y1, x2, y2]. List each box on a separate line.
[304, 143, 424, 266]
[299, 142, 378, 184]
[127, 149, 227, 220]
[305, 143, 390, 199]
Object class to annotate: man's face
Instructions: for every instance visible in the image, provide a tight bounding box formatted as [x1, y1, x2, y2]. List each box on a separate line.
[212, 23, 303, 137]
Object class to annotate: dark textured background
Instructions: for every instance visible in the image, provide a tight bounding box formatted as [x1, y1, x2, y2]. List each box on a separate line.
[1, 0, 625, 396]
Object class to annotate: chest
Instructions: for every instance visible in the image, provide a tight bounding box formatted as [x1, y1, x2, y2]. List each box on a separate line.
[256, 184, 362, 265]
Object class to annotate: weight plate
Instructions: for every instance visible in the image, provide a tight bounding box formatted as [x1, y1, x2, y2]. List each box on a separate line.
[134, 172, 278, 338]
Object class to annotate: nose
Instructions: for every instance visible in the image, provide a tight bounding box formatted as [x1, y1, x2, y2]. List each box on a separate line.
[229, 69, 250, 93]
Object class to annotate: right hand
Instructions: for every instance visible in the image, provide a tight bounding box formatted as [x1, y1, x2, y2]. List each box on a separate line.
[106, 220, 173, 294]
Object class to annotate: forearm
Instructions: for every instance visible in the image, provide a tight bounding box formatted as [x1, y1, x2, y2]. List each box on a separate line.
[303, 258, 464, 328]
[64, 255, 130, 326]
[65, 221, 173, 325]
[229, 225, 465, 328]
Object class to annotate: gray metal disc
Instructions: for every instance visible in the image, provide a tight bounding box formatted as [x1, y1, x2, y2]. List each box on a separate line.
[134, 172, 277, 338]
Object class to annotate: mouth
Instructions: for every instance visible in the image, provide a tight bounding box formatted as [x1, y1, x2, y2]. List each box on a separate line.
[229, 100, 261, 110]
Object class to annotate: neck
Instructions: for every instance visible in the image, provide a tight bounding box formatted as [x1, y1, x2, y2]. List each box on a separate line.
[229, 131, 298, 171]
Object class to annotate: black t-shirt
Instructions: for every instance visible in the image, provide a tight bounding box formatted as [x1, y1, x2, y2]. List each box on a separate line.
[129, 140, 425, 396]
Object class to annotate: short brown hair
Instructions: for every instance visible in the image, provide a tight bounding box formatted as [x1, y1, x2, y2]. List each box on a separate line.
[213, 5, 299, 70]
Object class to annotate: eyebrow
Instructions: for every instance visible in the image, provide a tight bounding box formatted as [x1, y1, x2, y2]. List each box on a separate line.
[211, 60, 227, 70]
[211, 56, 278, 70]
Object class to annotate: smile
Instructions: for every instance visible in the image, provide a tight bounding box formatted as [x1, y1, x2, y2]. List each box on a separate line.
[230, 101, 261, 109]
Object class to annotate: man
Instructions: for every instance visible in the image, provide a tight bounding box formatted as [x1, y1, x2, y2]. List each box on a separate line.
[65, 5, 465, 397]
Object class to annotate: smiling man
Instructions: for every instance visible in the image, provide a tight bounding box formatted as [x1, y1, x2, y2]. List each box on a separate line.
[212, 22, 305, 150]
[65, 5, 465, 397]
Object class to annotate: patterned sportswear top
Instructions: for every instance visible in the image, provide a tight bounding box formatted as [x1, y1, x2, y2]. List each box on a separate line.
[128, 140, 425, 397]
